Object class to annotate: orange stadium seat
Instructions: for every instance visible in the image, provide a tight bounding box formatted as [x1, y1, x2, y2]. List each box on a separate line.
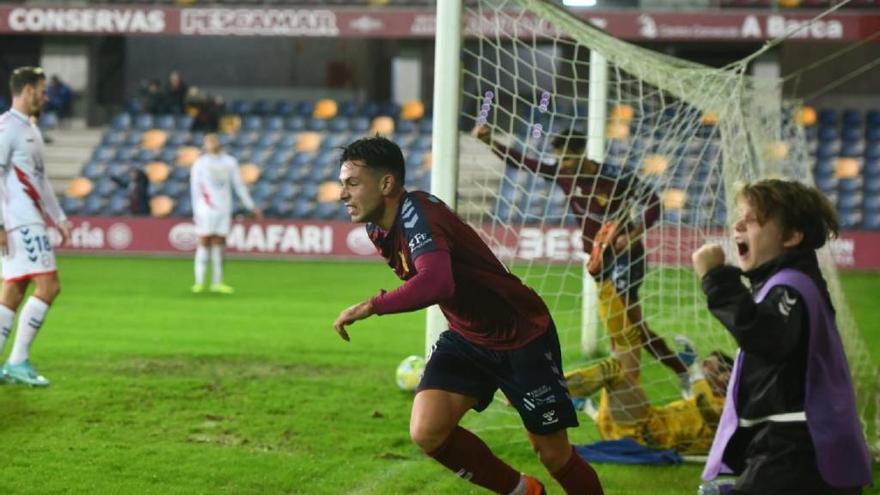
[220, 115, 241, 134]
[421, 151, 433, 169]
[796, 106, 817, 127]
[662, 188, 687, 210]
[643, 154, 669, 175]
[66, 177, 93, 199]
[318, 181, 342, 202]
[145, 161, 171, 183]
[297, 132, 322, 152]
[150, 195, 175, 218]
[401, 100, 425, 121]
[701, 112, 719, 126]
[371, 116, 395, 136]
[176, 146, 200, 167]
[239, 163, 261, 185]
[142, 129, 168, 151]
[835, 157, 861, 179]
[611, 104, 634, 122]
[313, 99, 338, 120]
[607, 121, 630, 140]
[765, 141, 790, 162]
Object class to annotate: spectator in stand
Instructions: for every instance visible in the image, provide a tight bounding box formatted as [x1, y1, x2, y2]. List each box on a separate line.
[142, 79, 167, 114]
[166, 71, 188, 115]
[111, 167, 149, 216]
[187, 88, 223, 133]
[45, 75, 73, 119]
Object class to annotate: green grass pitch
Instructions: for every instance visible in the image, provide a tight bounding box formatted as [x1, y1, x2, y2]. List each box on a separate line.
[0, 256, 877, 494]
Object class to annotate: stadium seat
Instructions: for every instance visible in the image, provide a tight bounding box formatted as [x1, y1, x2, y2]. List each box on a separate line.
[66, 177, 93, 199]
[112, 113, 132, 130]
[396, 119, 417, 134]
[818, 108, 838, 126]
[175, 115, 193, 130]
[219, 115, 241, 134]
[867, 110, 880, 128]
[286, 116, 306, 132]
[401, 100, 425, 121]
[838, 209, 862, 230]
[243, 116, 263, 132]
[818, 126, 839, 142]
[863, 212, 880, 230]
[124, 131, 144, 147]
[863, 176, 880, 195]
[361, 101, 381, 119]
[106, 194, 129, 216]
[265, 116, 285, 132]
[328, 118, 349, 133]
[234, 132, 259, 148]
[418, 119, 433, 134]
[154, 114, 175, 130]
[173, 196, 192, 217]
[292, 199, 316, 219]
[134, 114, 154, 131]
[350, 117, 371, 134]
[176, 147, 200, 167]
[297, 132, 322, 153]
[83, 195, 106, 216]
[239, 163, 261, 185]
[114, 147, 139, 162]
[321, 133, 349, 150]
[863, 195, 880, 212]
[274, 100, 294, 117]
[252, 99, 272, 116]
[838, 177, 862, 194]
[295, 101, 315, 117]
[841, 126, 863, 143]
[306, 118, 328, 132]
[102, 131, 126, 147]
[313, 99, 338, 120]
[267, 198, 293, 218]
[337, 101, 358, 118]
[837, 192, 862, 211]
[61, 197, 84, 215]
[170, 166, 190, 182]
[142, 130, 168, 151]
[230, 100, 252, 115]
[834, 157, 860, 178]
[842, 109, 862, 127]
[149, 195, 175, 218]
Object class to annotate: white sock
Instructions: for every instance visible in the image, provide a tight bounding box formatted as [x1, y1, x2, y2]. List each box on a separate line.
[0, 304, 15, 356]
[509, 475, 528, 495]
[194, 245, 209, 285]
[8, 296, 49, 365]
[211, 245, 223, 285]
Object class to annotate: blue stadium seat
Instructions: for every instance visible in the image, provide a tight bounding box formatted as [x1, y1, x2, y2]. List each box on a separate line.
[114, 147, 138, 162]
[107, 195, 129, 216]
[268, 149, 292, 167]
[863, 194, 880, 212]
[295, 101, 315, 117]
[814, 174, 837, 193]
[134, 114, 154, 131]
[252, 181, 275, 202]
[841, 126, 863, 143]
[257, 132, 281, 148]
[286, 116, 306, 132]
[250, 149, 272, 166]
[292, 199, 316, 218]
[842, 109, 862, 127]
[265, 116, 285, 132]
[418, 119, 433, 134]
[123, 131, 143, 147]
[328, 118, 349, 133]
[147, 182, 163, 197]
[176, 115, 193, 130]
[818, 109, 838, 126]
[291, 152, 316, 168]
[864, 175, 880, 195]
[866, 126, 880, 143]
[837, 192, 862, 210]
[865, 143, 880, 160]
[107, 163, 131, 178]
[252, 99, 272, 116]
[61, 197, 84, 215]
[349, 117, 370, 134]
[167, 132, 191, 147]
[815, 142, 837, 159]
[159, 148, 179, 164]
[865, 159, 880, 177]
[361, 101, 381, 118]
[154, 114, 175, 130]
[337, 101, 358, 118]
[840, 141, 863, 158]
[380, 102, 401, 118]
[102, 131, 126, 147]
[285, 164, 309, 182]
[867, 110, 880, 128]
[396, 119, 417, 134]
[267, 198, 293, 218]
[306, 118, 328, 132]
[321, 133, 349, 150]
[81, 161, 108, 180]
[83, 195, 106, 215]
[277, 182, 300, 200]
[230, 100, 252, 115]
[112, 113, 132, 130]
[838, 209, 862, 229]
[170, 166, 190, 182]
[242, 115, 263, 132]
[315, 202, 340, 220]
[274, 100, 294, 117]
[411, 135, 432, 152]
[135, 149, 157, 163]
[838, 178, 862, 194]
[818, 126, 839, 142]
[234, 132, 259, 148]
[174, 196, 193, 217]
[863, 212, 880, 230]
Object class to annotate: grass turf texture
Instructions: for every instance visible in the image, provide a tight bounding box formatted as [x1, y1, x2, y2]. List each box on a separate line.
[0, 256, 877, 494]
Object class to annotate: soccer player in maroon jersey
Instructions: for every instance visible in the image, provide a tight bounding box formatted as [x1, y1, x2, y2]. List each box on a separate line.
[471, 125, 693, 395]
[332, 136, 604, 495]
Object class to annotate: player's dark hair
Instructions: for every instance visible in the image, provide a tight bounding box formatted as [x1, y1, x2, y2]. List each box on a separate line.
[9, 66, 45, 96]
[339, 135, 406, 185]
[551, 130, 587, 155]
[738, 179, 839, 251]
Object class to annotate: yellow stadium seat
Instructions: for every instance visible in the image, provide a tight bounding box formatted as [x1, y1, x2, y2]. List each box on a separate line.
[239, 163, 261, 185]
[371, 116, 395, 136]
[611, 104, 634, 122]
[701, 112, 719, 126]
[796, 106, 817, 127]
[150, 195, 175, 218]
[421, 151, 433, 170]
[778, 0, 801, 7]
[176, 146, 200, 167]
[401, 100, 425, 121]
[662, 189, 687, 210]
[318, 181, 343, 202]
[835, 158, 860, 179]
[66, 177, 93, 199]
[145, 161, 170, 183]
[643, 154, 669, 175]
[142, 129, 168, 151]
[313, 99, 338, 120]
[220, 115, 241, 134]
[297, 132, 322, 153]
[606, 121, 630, 140]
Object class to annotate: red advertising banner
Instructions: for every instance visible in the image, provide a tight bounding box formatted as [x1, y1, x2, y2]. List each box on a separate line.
[57, 216, 880, 270]
[0, 5, 878, 41]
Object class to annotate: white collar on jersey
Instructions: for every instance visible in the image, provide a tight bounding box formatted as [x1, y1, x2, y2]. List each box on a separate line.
[8, 109, 32, 125]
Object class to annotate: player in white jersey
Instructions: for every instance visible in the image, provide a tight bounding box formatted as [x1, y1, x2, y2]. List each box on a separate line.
[190, 133, 261, 294]
[0, 67, 71, 387]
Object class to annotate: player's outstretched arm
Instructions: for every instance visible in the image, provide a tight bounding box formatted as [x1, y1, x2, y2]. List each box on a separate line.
[332, 299, 375, 342]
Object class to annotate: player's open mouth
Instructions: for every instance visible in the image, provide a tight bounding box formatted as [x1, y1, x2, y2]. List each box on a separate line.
[736, 240, 749, 257]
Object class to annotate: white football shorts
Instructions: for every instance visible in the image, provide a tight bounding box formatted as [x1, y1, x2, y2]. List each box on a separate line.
[194, 210, 232, 237]
[1, 223, 57, 282]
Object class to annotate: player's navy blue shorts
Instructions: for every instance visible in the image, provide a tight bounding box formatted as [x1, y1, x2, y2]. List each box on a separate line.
[598, 245, 645, 303]
[417, 321, 578, 435]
